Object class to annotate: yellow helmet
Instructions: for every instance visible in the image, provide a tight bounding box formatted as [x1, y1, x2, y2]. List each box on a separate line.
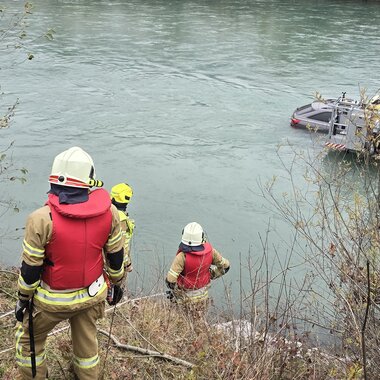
[110, 183, 133, 204]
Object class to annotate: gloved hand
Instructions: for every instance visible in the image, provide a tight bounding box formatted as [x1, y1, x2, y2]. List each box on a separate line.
[125, 263, 133, 273]
[165, 279, 176, 290]
[107, 285, 124, 306]
[209, 266, 217, 280]
[128, 219, 135, 234]
[15, 299, 29, 322]
[210, 266, 230, 280]
[166, 290, 174, 301]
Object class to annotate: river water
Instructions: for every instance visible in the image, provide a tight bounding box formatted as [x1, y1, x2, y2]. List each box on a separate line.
[1, 0, 380, 306]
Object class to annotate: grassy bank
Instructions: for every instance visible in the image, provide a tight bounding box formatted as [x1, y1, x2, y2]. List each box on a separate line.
[0, 268, 361, 380]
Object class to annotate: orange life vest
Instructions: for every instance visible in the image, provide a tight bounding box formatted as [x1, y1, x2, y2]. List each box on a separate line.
[41, 189, 112, 290]
[177, 242, 213, 290]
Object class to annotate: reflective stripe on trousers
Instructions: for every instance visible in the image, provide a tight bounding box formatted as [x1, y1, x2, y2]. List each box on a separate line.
[15, 325, 46, 368]
[174, 285, 210, 304]
[15, 301, 104, 380]
[74, 354, 99, 369]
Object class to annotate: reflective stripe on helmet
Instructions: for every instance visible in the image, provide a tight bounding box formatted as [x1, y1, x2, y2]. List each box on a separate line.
[49, 175, 90, 188]
[49, 147, 102, 189]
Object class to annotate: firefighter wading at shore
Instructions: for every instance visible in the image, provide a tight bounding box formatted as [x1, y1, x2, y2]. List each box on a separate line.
[166, 222, 230, 305]
[14, 147, 125, 380]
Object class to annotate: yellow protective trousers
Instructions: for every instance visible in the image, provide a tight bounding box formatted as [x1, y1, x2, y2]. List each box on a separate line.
[15, 301, 105, 380]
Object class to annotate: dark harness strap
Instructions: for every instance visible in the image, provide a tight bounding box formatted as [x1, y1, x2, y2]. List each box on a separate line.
[28, 298, 37, 378]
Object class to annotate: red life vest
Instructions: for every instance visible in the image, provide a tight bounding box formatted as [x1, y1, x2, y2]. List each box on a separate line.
[41, 189, 112, 290]
[177, 242, 213, 290]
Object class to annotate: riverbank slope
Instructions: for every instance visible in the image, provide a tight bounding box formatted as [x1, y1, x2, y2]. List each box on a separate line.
[0, 269, 353, 379]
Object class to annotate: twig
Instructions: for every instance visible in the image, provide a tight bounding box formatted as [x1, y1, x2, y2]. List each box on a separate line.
[97, 329, 194, 368]
[54, 357, 68, 380]
[0, 269, 18, 276]
[0, 310, 14, 320]
[100, 298, 118, 380]
[0, 287, 17, 300]
[361, 260, 371, 380]
[122, 315, 161, 353]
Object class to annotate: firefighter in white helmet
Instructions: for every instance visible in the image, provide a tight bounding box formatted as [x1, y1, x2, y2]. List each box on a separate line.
[110, 183, 135, 272]
[165, 222, 230, 306]
[14, 147, 125, 380]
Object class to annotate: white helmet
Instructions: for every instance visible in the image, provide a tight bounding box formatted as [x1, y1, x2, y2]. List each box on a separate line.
[181, 222, 205, 246]
[49, 146, 102, 188]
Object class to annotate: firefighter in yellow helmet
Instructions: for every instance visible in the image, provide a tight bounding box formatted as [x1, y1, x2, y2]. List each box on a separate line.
[14, 147, 125, 380]
[110, 183, 135, 272]
[165, 222, 230, 306]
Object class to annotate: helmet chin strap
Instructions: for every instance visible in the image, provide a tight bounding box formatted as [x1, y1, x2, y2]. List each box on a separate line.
[111, 199, 127, 212]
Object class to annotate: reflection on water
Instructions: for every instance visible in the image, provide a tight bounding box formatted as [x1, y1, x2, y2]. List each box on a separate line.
[1, 0, 380, 305]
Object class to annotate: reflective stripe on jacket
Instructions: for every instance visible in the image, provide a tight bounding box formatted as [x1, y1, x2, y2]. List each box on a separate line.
[41, 189, 112, 290]
[117, 210, 134, 246]
[177, 242, 213, 290]
[34, 281, 107, 306]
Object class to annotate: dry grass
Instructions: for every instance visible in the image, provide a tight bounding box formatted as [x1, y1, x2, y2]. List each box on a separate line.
[0, 269, 355, 380]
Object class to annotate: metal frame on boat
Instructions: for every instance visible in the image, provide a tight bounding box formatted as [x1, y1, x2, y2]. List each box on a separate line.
[325, 95, 380, 155]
